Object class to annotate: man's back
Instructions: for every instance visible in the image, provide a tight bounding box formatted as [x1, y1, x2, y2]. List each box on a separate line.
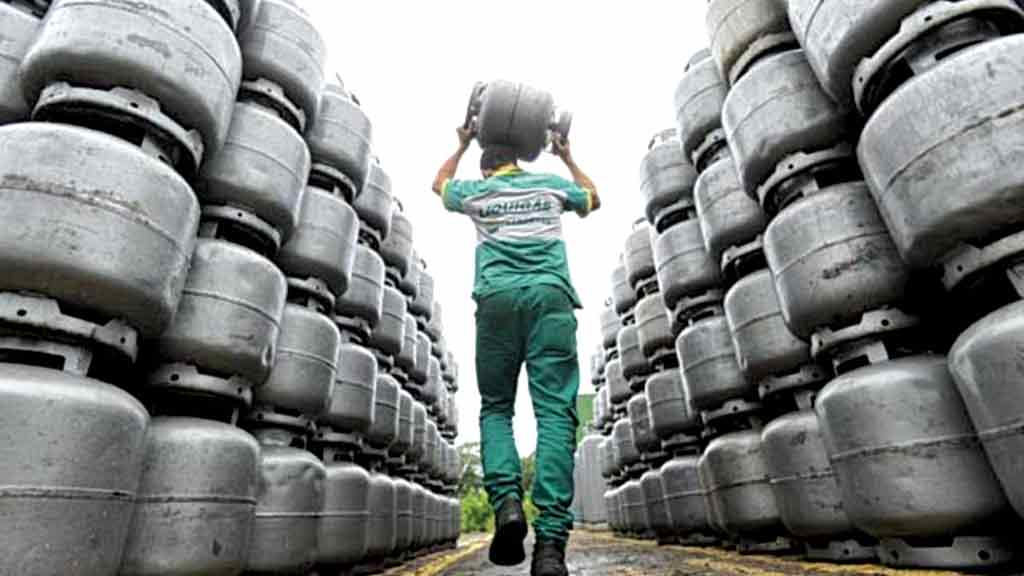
[443, 167, 592, 305]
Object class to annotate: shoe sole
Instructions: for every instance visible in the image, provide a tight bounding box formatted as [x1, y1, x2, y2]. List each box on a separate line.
[488, 516, 528, 566]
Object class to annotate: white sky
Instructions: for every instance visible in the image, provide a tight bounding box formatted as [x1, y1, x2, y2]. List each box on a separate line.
[302, 1, 709, 454]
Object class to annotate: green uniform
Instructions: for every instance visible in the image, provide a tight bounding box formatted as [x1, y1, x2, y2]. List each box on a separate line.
[443, 166, 593, 543]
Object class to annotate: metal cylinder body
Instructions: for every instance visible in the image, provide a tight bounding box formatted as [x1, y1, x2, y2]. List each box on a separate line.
[276, 186, 359, 298]
[256, 303, 340, 417]
[322, 344, 378, 434]
[197, 101, 310, 242]
[722, 49, 852, 195]
[317, 459, 370, 567]
[238, 0, 326, 125]
[0, 365, 149, 576]
[0, 123, 200, 337]
[695, 157, 766, 266]
[245, 444, 325, 575]
[335, 244, 385, 327]
[678, 316, 750, 411]
[674, 54, 728, 162]
[817, 356, 1011, 541]
[724, 269, 809, 382]
[654, 219, 722, 311]
[121, 417, 260, 576]
[764, 182, 910, 338]
[155, 238, 287, 385]
[21, 0, 242, 153]
[860, 34, 1024, 268]
[306, 84, 373, 190]
[700, 430, 786, 541]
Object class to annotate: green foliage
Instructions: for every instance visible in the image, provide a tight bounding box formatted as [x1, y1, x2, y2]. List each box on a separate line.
[460, 487, 494, 533]
[458, 442, 483, 496]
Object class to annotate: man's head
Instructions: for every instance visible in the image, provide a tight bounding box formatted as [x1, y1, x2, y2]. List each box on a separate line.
[480, 145, 519, 178]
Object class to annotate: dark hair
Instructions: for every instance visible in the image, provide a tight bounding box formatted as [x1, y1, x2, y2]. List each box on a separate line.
[480, 146, 518, 173]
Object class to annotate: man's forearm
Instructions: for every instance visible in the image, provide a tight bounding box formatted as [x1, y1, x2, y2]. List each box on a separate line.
[432, 145, 468, 195]
[564, 158, 601, 211]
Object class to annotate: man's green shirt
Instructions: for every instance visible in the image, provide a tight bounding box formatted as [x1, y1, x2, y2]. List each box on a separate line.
[441, 166, 593, 308]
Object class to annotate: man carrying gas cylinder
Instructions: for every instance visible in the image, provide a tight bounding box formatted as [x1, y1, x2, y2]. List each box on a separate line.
[432, 117, 600, 576]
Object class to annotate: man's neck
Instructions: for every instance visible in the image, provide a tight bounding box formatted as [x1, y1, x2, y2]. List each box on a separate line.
[491, 164, 521, 177]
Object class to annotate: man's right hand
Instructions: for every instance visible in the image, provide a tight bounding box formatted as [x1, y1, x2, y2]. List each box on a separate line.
[553, 134, 572, 163]
[457, 126, 474, 149]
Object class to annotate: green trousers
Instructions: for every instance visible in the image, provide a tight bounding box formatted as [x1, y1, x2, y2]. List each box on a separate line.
[476, 284, 580, 543]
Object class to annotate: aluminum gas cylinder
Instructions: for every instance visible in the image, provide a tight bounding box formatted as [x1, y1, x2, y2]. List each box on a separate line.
[0, 2, 40, 124]
[787, 0, 926, 104]
[154, 239, 287, 386]
[255, 303, 340, 417]
[951, 301, 1024, 519]
[317, 455, 370, 567]
[245, 430, 325, 575]
[381, 206, 414, 276]
[818, 356, 1015, 568]
[706, 0, 796, 84]
[636, 292, 674, 359]
[306, 84, 373, 191]
[390, 389, 415, 458]
[0, 365, 149, 576]
[654, 219, 722, 312]
[196, 101, 310, 245]
[612, 262, 637, 316]
[393, 478, 414, 554]
[411, 266, 435, 319]
[762, 410, 866, 557]
[622, 480, 651, 536]
[674, 52, 728, 167]
[625, 224, 657, 288]
[641, 469, 672, 538]
[22, 0, 242, 153]
[606, 358, 631, 406]
[322, 344, 378, 434]
[368, 287, 407, 358]
[354, 161, 394, 238]
[617, 324, 649, 380]
[722, 49, 853, 196]
[646, 368, 700, 439]
[677, 316, 749, 411]
[628, 393, 660, 454]
[764, 182, 910, 339]
[661, 455, 713, 538]
[471, 79, 570, 162]
[860, 33, 1024, 269]
[700, 430, 787, 545]
[365, 471, 397, 560]
[0, 123, 199, 338]
[639, 130, 697, 223]
[121, 417, 260, 576]
[238, 0, 326, 129]
[695, 157, 766, 267]
[335, 244, 385, 327]
[276, 185, 359, 299]
[600, 304, 622, 351]
[613, 418, 641, 471]
[365, 374, 400, 450]
[724, 269, 809, 382]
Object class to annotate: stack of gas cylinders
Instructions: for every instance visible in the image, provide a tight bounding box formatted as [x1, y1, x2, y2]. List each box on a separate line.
[581, 0, 1024, 570]
[0, 1, 462, 574]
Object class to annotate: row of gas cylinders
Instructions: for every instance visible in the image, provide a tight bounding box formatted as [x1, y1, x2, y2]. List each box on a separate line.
[0, 0, 463, 574]
[585, 0, 1024, 570]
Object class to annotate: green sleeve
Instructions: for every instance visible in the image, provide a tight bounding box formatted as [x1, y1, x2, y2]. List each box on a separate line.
[442, 179, 484, 213]
[549, 175, 593, 216]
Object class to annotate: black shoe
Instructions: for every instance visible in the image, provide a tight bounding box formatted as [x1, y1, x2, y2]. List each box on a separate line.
[488, 498, 528, 566]
[531, 538, 568, 576]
